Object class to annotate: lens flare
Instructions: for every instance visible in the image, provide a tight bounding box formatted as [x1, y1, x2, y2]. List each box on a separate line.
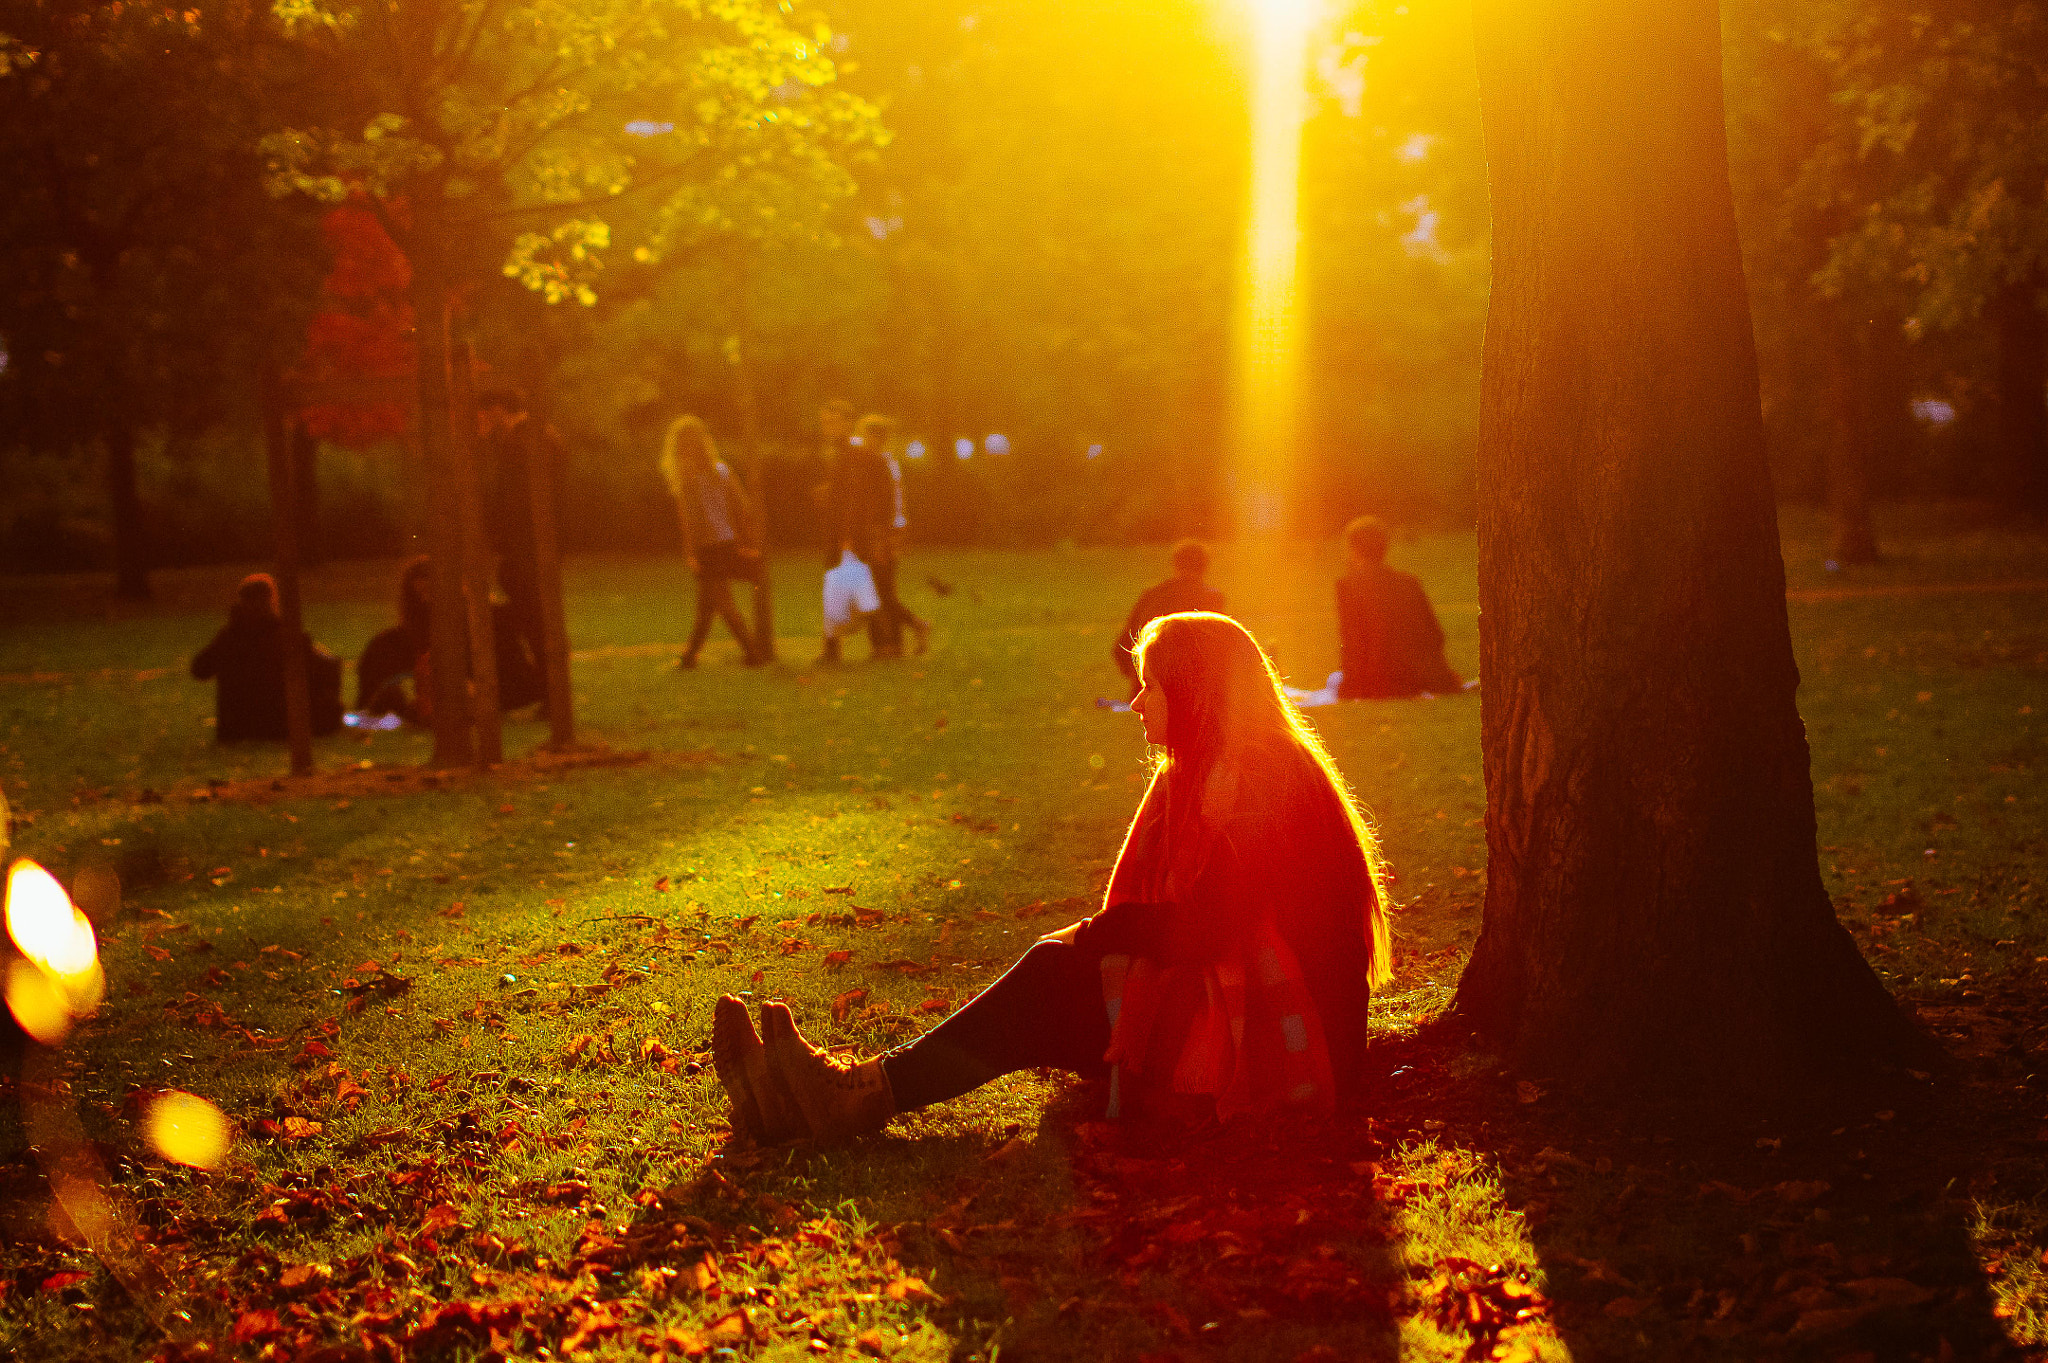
[5, 859, 104, 1044]
[145, 1092, 232, 1170]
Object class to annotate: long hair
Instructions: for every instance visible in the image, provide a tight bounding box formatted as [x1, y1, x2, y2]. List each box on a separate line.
[1133, 611, 1392, 986]
[658, 415, 717, 499]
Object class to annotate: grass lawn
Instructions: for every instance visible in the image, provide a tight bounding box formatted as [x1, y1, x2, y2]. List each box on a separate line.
[0, 505, 2043, 1362]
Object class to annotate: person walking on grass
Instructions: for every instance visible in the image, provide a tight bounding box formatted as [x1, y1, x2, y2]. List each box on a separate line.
[1114, 538, 1225, 698]
[661, 415, 766, 668]
[713, 611, 1391, 1143]
[858, 414, 931, 658]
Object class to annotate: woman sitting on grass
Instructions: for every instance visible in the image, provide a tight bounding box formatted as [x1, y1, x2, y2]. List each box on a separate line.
[713, 611, 1392, 1142]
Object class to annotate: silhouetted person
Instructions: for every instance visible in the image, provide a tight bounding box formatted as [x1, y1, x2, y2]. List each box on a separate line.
[356, 556, 542, 719]
[712, 613, 1390, 1143]
[1335, 516, 1463, 699]
[818, 403, 909, 661]
[1114, 539, 1224, 697]
[356, 557, 433, 719]
[661, 415, 764, 668]
[191, 574, 342, 743]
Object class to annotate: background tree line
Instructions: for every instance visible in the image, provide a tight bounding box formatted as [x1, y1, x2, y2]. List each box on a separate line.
[1, 0, 2043, 593]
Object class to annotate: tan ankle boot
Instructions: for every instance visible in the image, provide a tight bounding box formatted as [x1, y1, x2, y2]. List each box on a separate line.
[711, 994, 805, 1142]
[759, 1001, 895, 1143]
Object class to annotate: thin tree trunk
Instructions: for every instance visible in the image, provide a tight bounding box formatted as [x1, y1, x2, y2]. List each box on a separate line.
[449, 337, 502, 767]
[292, 423, 323, 568]
[1993, 279, 2048, 513]
[262, 367, 314, 776]
[1824, 317, 1880, 565]
[104, 422, 149, 601]
[412, 276, 474, 769]
[528, 418, 575, 750]
[1451, 0, 1922, 1091]
[728, 270, 776, 662]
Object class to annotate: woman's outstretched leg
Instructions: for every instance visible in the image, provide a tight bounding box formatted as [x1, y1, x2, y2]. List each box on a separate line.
[754, 941, 1109, 1142]
[884, 939, 1109, 1108]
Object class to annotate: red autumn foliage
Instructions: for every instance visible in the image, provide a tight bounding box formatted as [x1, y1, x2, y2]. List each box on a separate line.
[299, 203, 415, 446]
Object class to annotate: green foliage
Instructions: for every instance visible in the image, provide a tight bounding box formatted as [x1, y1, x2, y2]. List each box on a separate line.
[264, 0, 885, 303]
[1791, 1, 2048, 330]
[0, 0, 322, 452]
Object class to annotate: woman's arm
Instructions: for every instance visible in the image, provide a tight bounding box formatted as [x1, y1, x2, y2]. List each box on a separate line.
[1067, 839, 1251, 964]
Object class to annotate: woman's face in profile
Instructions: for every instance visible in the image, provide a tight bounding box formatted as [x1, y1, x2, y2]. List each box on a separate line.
[1131, 667, 1168, 746]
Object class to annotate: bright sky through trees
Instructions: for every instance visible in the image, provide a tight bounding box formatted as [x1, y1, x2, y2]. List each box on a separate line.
[1237, 0, 1315, 532]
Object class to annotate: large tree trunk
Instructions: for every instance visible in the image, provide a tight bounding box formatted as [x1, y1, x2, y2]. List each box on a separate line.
[411, 275, 475, 769]
[1992, 279, 2048, 513]
[1451, 0, 1921, 1091]
[104, 422, 149, 601]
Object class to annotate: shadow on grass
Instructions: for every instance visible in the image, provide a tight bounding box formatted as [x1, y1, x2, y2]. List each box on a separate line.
[694, 1080, 1409, 1362]
[1374, 1019, 2024, 1363]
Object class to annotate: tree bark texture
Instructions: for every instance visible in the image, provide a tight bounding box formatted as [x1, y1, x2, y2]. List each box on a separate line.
[292, 423, 323, 567]
[527, 419, 575, 750]
[412, 279, 475, 769]
[262, 368, 315, 777]
[1453, 0, 1919, 1090]
[449, 338, 502, 768]
[1993, 280, 2048, 513]
[1824, 317, 1880, 565]
[104, 422, 150, 601]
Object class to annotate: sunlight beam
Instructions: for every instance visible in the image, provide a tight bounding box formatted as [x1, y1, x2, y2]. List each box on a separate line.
[1235, 0, 1315, 535]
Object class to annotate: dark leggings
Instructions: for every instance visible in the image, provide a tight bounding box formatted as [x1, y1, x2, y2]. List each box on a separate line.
[881, 941, 1110, 1111]
[685, 543, 758, 660]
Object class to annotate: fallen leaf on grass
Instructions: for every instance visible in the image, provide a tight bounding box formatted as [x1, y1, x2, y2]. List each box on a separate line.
[824, 950, 854, 970]
[1841, 1277, 1935, 1308]
[885, 1276, 940, 1303]
[280, 1117, 322, 1140]
[831, 989, 869, 1023]
[1775, 1180, 1832, 1205]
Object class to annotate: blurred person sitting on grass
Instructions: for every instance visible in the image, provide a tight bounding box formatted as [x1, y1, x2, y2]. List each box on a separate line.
[660, 415, 766, 669]
[713, 611, 1391, 1143]
[1113, 539, 1225, 698]
[1334, 515, 1465, 700]
[191, 573, 343, 743]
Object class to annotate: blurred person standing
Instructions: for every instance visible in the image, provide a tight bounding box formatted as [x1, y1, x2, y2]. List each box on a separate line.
[819, 405, 894, 661]
[1113, 539, 1225, 697]
[661, 415, 765, 668]
[856, 414, 931, 658]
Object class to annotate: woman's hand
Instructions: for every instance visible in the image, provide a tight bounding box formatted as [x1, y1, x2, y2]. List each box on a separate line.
[1038, 921, 1081, 947]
